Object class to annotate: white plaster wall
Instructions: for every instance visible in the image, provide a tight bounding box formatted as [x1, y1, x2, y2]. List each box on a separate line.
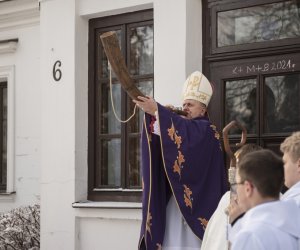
[0, 24, 41, 212]
[77, 218, 141, 250]
[39, 0, 203, 249]
[0, 0, 203, 248]
[40, 0, 76, 249]
[186, 0, 202, 76]
[74, 2, 89, 204]
[154, 0, 202, 107]
[78, 0, 153, 18]
[153, 0, 186, 106]
[75, 208, 142, 250]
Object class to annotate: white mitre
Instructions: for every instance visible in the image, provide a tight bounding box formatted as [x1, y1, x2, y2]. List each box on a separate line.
[182, 71, 213, 106]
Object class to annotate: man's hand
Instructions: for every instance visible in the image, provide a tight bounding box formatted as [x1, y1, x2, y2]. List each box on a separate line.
[227, 196, 245, 224]
[133, 96, 158, 116]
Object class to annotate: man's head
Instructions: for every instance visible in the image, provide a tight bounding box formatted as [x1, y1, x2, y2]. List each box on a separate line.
[235, 149, 284, 211]
[234, 143, 263, 165]
[280, 131, 300, 188]
[182, 71, 212, 119]
[229, 144, 263, 191]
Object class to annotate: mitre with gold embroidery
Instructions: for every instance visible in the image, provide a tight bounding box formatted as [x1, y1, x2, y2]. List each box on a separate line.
[182, 71, 213, 106]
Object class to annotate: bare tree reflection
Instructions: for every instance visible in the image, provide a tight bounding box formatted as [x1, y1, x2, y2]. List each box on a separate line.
[226, 79, 256, 134]
[226, 74, 300, 135]
[130, 25, 154, 75]
[218, 1, 300, 47]
[266, 74, 300, 132]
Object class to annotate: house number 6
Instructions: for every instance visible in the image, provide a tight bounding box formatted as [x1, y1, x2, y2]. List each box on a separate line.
[53, 60, 62, 81]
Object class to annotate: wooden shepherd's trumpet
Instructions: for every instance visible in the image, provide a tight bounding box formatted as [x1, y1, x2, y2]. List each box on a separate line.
[100, 31, 187, 117]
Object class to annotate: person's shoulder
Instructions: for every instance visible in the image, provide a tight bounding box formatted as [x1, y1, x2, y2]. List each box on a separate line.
[232, 229, 264, 250]
[220, 191, 230, 204]
[193, 117, 216, 128]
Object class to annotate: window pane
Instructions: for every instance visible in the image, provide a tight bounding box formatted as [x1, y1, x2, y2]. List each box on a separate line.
[130, 25, 154, 75]
[128, 80, 154, 133]
[100, 82, 121, 134]
[218, 1, 300, 47]
[100, 30, 122, 78]
[265, 74, 300, 133]
[225, 79, 257, 134]
[100, 138, 121, 187]
[128, 136, 141, 188]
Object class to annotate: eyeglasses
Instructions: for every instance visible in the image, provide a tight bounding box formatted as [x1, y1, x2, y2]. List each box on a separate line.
[230, 181, 245, 187]
[230, 181, 245, 193]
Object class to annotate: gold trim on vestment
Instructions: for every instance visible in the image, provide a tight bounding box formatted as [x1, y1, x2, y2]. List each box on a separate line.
[156, 109, 202, 240]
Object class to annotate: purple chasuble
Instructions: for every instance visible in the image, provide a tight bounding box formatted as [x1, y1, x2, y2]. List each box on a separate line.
[138, 104, 228, 250]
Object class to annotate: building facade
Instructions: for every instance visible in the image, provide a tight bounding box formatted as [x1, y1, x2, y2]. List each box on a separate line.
[0, 0, 299, 249]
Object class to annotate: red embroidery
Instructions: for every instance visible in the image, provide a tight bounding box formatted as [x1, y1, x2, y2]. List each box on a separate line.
[149, 116, 156, 133]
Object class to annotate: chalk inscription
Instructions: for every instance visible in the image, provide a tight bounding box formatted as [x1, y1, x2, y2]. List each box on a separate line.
[232, 59, 296, 75]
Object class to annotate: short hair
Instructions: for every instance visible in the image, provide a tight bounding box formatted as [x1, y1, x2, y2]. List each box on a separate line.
[280, 131, 300, 163]
[238, 149, 284, 199]
[234, 144, 263, 164]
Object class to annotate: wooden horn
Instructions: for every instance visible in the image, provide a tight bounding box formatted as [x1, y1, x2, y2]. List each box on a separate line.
[100, 31, 187, 116]
[100, 31, 145, 101]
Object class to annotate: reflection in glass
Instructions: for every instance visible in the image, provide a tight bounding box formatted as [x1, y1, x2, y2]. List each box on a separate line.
[100, 30, 122, 78]
[130, 25, 154, 75]
[100, 83, 121, 134]
[225, 79, 257, 134]
[128, 80, 154, 133]
[218, 1, 300, 47]
[265, 74, 300, 133]
[128, 137, 141, 188]
[100, 139, 121, 187]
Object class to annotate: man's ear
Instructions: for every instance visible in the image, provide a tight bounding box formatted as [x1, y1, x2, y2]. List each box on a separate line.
[297, 158, 300, 172]
[244, 180, 254, 198]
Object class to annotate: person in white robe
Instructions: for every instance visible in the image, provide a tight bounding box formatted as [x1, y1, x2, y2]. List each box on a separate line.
[280, 131, 300, 206]
[232, 200, 300, 250]
[230, 149, 300, 250]
[201, 144, 262, 250]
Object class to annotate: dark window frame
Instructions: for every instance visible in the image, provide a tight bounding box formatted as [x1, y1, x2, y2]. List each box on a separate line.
[203, 0, 300, 168]
[0, 81, 7, 192]
[88, 10, 153, 202]
[210, 0, 300, 54]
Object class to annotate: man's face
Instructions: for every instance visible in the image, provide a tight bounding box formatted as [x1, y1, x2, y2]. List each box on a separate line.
[182, 99, 206, 119]
[282, 152, 300, 188]
[235, 169, 249, 211]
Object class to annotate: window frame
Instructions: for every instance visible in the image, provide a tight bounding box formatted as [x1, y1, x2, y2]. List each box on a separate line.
[203, 0, 300, 169]
[88, 10, 153, 202]
[0, 81, 7, 191]
[0, 65, 15, 195]
[209, 0, 300, 54]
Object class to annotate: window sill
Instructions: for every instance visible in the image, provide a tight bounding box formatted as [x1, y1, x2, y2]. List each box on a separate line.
[72, 200, 142, 209]
[0, 192, 16, 201]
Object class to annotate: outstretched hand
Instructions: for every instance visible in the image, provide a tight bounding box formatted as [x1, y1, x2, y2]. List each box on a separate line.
[133, 96, 158, 116]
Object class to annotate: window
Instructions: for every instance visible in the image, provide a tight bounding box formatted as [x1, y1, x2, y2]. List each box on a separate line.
[0, 65, 15, 194]
[210, 0, 300, 53]
[203, 0, 300, 165]
[88, 10, 154, 201]
[0, 81, 7, 193]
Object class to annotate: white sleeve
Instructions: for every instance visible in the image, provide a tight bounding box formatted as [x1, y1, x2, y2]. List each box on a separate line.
[202, 191, 230, 250]
[231, 232, 265, 250]
[152, 111, 160, 136]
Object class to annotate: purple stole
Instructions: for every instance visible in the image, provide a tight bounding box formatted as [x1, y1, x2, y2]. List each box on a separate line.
[138, 104, 228, 250]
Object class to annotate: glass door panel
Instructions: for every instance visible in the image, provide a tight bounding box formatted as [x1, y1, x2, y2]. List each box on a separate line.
[225, 79, 257, 134]
[265, 73, 300, 133]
